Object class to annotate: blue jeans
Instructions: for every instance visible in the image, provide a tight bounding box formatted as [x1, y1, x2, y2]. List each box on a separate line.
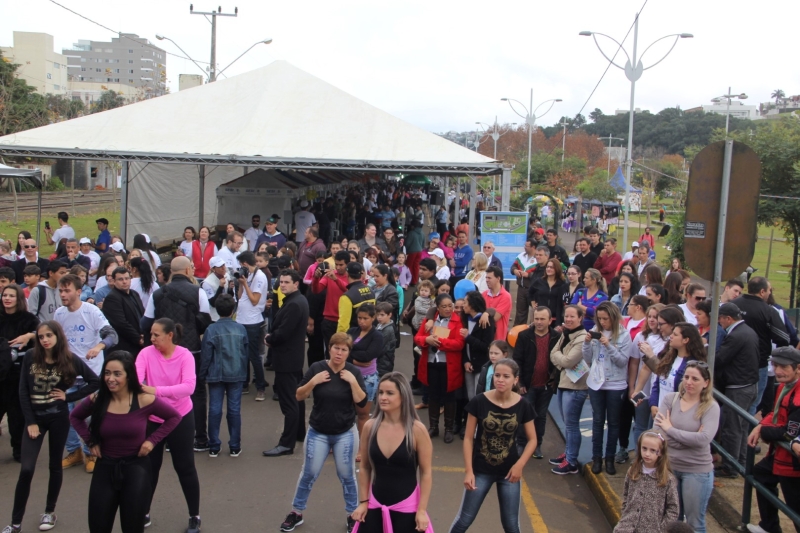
[66, 383, 90, 455]
[449, 473, 521, 533]
[207, 382, 243, 452]
[242, 322, 267, 392]
[363, 372, 379, 403]
[556, 388, 588, 466]
[632, 399, 653, 450]
[589, 388, 625, 458]
[673, 470, 714, 533]
[749, 366, 769, 416]
[292, 425, 359, 513]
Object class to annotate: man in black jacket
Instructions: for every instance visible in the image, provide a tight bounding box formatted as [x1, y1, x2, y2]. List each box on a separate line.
[545, 229, 570, 267]
[12, 238, 49, 284]
[732, 276, 790, 416]
[715, 303, 760, 478]
[141, 256, 213, 451]
[61, 239, 92, 271]
[263, 269, 310, 457]
[513, 307, 560, 458]
[102, 267, 144, 357]
[572, 238, 597, 276]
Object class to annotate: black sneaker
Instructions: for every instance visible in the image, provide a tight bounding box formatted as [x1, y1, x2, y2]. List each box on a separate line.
[209, 449, 220, 458]
[551, 459, 579, 475]
[280, 512, 304, 532]
[347, 515, 357, 533]
[230, 449, 241, 457]
[186, 516, 201, 533]
[241, 385, 250, 395]
[549, 452, 566, 465]
[144, 514, 151, 527]
[532, 445, 543, 459]
[193, 441, 209, 452]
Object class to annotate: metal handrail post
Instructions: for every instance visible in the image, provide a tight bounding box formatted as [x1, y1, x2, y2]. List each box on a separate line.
[742, 439, 755, 527]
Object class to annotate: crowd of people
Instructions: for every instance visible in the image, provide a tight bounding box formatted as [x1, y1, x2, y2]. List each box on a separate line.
[0, 183, 799, 533]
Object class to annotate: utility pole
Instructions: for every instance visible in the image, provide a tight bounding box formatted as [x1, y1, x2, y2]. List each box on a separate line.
[190, 5, 238, 82]
[560, 117, 569, 165]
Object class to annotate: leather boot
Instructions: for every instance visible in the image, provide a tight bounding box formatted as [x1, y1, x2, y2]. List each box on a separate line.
[428, 400, 440, 437]
[443, 402, 456, 443]
[605, 456, 617, 475]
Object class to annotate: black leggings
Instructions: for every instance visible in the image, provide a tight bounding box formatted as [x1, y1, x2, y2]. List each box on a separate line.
[12, 411, 71, 524]
[88, 455, 151, 533]
[147, 411, 200, 517]
[427, 362, 455, 403]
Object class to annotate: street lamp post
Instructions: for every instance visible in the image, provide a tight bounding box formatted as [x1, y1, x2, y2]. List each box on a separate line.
[603, 134, 625, 176]
[156, 34, 272, 83]
[501, 91, 562, 189]
[580, 14, 692, 250]
[476, 118, 516, 205]
[713, 88, 748, 136]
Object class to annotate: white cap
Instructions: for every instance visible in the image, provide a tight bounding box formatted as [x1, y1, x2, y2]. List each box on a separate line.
[79, 237, 91, 244]
[632, 241, 640, 248]
[110, 242, 125, 252]
[430, 248, 445, 259]
[300, 200, 309, 208]
[142, 233, 151, 244]
[209, 257, 226, 268]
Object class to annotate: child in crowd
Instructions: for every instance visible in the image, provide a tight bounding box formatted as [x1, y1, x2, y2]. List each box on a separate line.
[199, 294, 248, 457]
[374, 302, 397, 376]
[21, 265, 41, 297]
[255, 251, 272, 287]
[0, 267, 14, 289]
[156, 264, 171, 285]
[303, 251, 326, 285]
[614, 432, 679, 533]
[411, 280, 435, 332]
[476, 340, 510, 393]
[69, 265, 94, 303]
[0, 242, 12, 263]
[395, 253, 411, 289]
[434, 279, 450, 295]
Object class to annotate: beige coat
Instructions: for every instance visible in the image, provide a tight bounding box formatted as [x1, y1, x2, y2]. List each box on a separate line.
[550, 328, 588, 390]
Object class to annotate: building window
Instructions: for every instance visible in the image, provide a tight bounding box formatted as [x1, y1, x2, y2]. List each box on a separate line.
[105, 49, 113, 53]
[114, 69, 120, 73]
[128, 49, 133, 53]
[113, 78, 120, 82]
[81, 67, 86, 71]
[129, 69, 134, 73]
[80, 58, 86, 62]
[128, 79, 134, 83]
[54, 85, 60, 90]
[96, 68, 101, 72]
[54, 62, 60, 68]
[47, 73, 52, 79]
[128, 59, 133, 64]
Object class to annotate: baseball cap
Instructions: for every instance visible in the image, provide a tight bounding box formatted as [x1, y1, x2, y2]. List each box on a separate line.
[535, 228, 545, 236]
[110, 242, 125, 252]
[718, 302, 742, 319]
[266, 217, 279, 224]
[209, 257, 226, 268]
[428, 232, 440, 240]
[632, 241, 640, 248]
[300, 200, 309, 208]
[771, 346, 800, 366]
[346, 262, 364, 278]
[95, 218, 109, 225]
[269, 213, 281, 220]
[430, 248, 445, 260]
[79, 237, 91, 245]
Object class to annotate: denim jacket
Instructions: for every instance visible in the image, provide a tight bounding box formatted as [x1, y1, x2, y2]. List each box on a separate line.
[581, 329, 631, 384]
[200, 318, 248, 383]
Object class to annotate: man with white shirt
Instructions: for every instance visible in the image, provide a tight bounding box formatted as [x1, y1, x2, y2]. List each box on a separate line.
[293, 201, 317, 243]
[622, 241, 639, 262]
[217, 231, 243, 270]
[235, 251, 269, 401]
[44, 211, 75, 247]
[202, 256, 232, 322]
[79, 237, 101, 287]
[678, 283, 706, 326]
[244, 215, 263, 251]
[55, 273, 118, 472]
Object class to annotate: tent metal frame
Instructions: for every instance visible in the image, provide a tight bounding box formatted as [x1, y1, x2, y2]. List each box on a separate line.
[0, 165, 43, 244]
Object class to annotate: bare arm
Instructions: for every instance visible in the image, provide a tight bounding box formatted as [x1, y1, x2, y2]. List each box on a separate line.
[415, 421, 434, 529]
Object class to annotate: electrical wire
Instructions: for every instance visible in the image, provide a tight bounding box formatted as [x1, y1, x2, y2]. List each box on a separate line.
[632, 161, 688, 182]
[47, 0, 209, 64]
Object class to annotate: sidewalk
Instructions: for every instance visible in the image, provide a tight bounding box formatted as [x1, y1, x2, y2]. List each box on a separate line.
[547, 401, 796, 532]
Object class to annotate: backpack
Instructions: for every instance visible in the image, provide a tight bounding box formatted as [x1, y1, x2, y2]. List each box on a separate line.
[34, 285, 47, 318]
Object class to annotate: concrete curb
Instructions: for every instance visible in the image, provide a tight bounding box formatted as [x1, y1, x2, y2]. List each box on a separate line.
[582, 463, 622, 527]
[708, 485, 745, 532]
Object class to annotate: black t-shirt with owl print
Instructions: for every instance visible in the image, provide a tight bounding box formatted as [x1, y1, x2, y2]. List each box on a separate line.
[465, 393, 535, 476]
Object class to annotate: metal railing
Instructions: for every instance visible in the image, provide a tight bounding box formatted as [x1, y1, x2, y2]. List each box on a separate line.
[711, 388, 800, 528]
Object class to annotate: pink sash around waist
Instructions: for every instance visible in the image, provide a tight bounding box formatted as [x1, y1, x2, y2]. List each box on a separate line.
[352, 485, 433, 533]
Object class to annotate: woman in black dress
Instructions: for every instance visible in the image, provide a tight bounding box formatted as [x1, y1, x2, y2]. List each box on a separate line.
[351, 372, 433, 533]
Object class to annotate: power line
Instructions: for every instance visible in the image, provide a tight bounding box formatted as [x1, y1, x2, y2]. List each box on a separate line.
[633, 161, 688, 182]
[47, 0, 209, 64]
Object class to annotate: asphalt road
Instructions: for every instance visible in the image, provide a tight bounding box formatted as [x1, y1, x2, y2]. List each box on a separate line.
[0, 325, 610, 533]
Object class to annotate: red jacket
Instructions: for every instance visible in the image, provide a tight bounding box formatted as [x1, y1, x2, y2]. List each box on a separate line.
[414, 312, 465, 392]
[760, 379, 800, 477]
[312, 270, 349, 322]
[639, 233, 655, 250]
[191, 240, 217, 279]
[594, 251, 622, 286]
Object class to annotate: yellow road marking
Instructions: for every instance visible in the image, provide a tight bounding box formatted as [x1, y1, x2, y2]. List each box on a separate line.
[431, 466, 548, 532]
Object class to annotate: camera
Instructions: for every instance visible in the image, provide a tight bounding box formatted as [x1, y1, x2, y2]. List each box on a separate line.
[232, 266, 249, 279]
[9, 345, 21, 362]
[589, 331, 603, 340]
[318, 261, 328, 272]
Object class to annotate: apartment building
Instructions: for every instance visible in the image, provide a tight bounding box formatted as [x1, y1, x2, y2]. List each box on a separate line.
[0, 32, 69, 95]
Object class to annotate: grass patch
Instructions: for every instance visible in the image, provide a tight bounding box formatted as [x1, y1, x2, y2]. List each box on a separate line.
[0, 212, 121, 256]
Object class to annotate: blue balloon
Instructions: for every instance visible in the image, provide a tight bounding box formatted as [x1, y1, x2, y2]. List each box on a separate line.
[454, 279, 477, 300]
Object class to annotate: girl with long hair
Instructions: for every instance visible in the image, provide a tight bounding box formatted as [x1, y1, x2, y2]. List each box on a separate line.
[178, 227, 196, 258]
[135, 318, 202, 531]
[129, 257, 159, 309]
[561, 265, 584, 324]
[465, 252, 489, 293]
[350, 373, 434, 533]
[0, 284, 40, 464]
[529, 257, 567, 324]
[608, 260, 636, 298]
[14, 231, 32, 260]
[639, 265, 663, 295]
[645, 284, 667, 306]
[649, 323, 706, 419]
[191, 226, 217, 279]
[3, 322, 99, 533]
[654, 361, 719, 532]
[70, 352, 180, 533]
[615, 431, 679, 532]
[450, 359, 536, 533]
[663, 272, 688, 305]
[571, 268, 609, 331]
[583, 301, 631, 476]
[347, 304, 384, 459]
[611, 272, 640, 316]
[131, 234, 161, 270]
[627, 304, 666, 446]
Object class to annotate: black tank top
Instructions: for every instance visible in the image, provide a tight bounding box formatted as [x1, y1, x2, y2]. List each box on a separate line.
[369, 433, 417, 506]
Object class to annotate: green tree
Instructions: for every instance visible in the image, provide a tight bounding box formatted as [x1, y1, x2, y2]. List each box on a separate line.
[772, 89, 785, 105]
[46, 94, 85, 121]
[0, 51, 50, 135]
[589, 108, 604, 123]
[90, 90, 126, 113]
[577, 169, 617, 203]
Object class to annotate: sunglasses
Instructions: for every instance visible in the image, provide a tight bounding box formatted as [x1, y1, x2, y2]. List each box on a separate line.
[686, 360, 709, 369]
[23, 245, 37, 249]
[693, 296, 706, 301]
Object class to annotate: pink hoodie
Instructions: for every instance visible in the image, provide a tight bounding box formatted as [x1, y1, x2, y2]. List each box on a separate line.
[136, 344, 196, 421]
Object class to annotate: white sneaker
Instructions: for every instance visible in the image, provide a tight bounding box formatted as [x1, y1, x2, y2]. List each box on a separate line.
[746, 525, 769, 533]
[39, 512, 57, 531]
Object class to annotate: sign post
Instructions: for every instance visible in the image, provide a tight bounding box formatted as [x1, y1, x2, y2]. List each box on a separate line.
[480, 211, 529, 282]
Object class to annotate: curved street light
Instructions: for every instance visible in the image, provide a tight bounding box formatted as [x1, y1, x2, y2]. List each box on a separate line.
[501, 91, 562, 189]
[156, 34, 208, 79]
[156, 35, 272, 83]
[217, 38, 273, 78]
[712, 88, 748, 136]
[580, 13, 692, 250]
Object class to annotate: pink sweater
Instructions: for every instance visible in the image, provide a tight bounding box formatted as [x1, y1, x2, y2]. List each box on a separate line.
[135, 345, 196, 420]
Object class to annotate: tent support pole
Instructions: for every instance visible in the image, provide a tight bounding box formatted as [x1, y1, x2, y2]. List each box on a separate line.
[198, 165, 205, 228]
[120, 161, 129, 243]
[36, 187, 42, 246]
[501, 167, 511, 211]
[468, 175, 477, 246]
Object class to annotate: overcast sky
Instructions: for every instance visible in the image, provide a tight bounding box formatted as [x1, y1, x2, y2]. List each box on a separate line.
[2, 0, 798, 133]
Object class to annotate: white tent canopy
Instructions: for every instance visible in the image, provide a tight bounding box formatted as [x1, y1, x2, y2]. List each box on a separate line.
[0, 60, 506, 241]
